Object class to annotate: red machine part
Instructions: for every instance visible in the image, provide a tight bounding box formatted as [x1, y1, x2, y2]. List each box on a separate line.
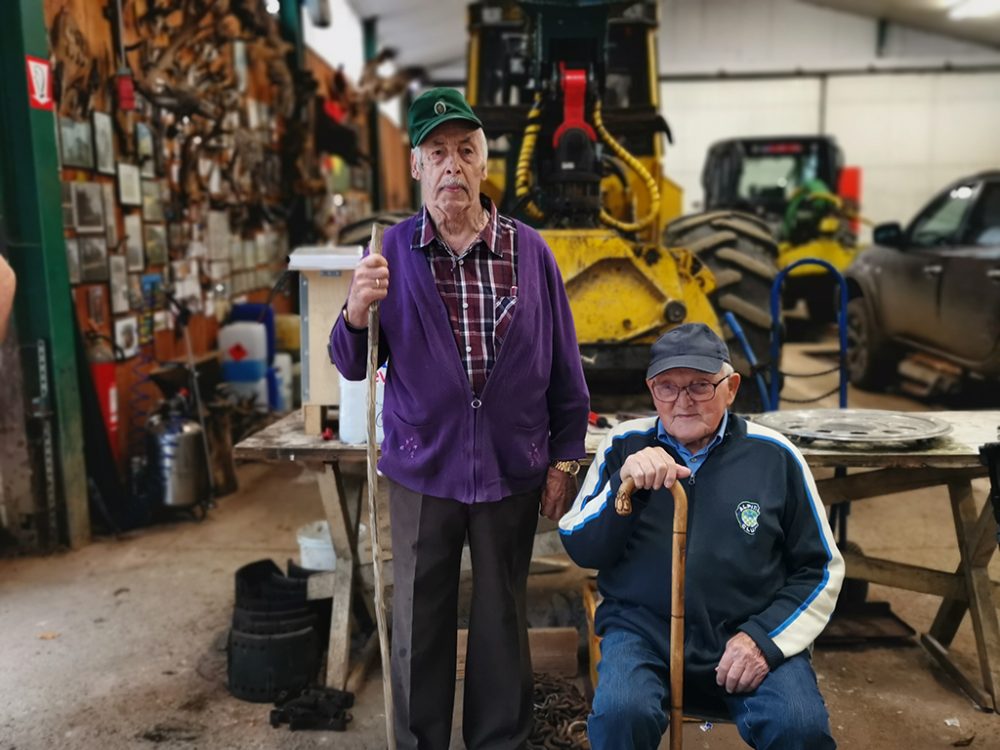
[88, 338, 121, 462]
[552, 67, 596, 148]
[838, 166, 862, 234]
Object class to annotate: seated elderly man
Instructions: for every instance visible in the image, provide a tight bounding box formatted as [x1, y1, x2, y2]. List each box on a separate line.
[560, 323, 844, 750]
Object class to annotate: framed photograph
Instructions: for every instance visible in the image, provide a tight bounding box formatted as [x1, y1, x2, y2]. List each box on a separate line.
[65, 237, 80, 284]
[141, 179, 164, 222]
[87, 285, 107, 326]
[92, 111, 115, 175]
[109, 255, 129, 314]
[72, 182, 105, 233]
[79, 234, 109, 282]
[117, 163, 141, 206]
[114, 315, 139, 359]
[128, 274, 144, 310]
[124, 214, 144, 271]
[59, 117, 94, 169]
[136, 122, 155, 177]
[144, 223, 167, 265]
[61, 182, 74, 228]
[102, 182, 118, 249]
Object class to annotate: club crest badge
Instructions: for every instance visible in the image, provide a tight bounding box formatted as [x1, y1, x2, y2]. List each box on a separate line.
[434, 100, 447, 115]
[735, 501, 761, 535]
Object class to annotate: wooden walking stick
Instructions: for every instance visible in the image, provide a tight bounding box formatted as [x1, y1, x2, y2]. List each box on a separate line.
[365, 223, 394, 748]
[615, 476, 688, 750]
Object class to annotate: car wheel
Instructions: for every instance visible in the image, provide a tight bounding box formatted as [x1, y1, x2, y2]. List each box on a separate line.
[846, 298, 896, 390]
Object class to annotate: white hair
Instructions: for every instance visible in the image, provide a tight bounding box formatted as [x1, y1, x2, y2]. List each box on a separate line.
[411, 128, 488, 174]
[720, 361, 735, 377]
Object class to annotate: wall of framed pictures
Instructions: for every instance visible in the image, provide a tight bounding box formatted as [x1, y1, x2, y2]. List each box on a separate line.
[46, 0, 328, 467]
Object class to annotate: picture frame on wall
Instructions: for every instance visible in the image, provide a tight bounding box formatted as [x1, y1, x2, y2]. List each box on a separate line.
[102, 182, 118, 249]
[124, 213, 144, 271]
[136, 122, 155, 177]
[87, 285, 107, 327]
[118, 163, 142, 206]
[144, 223, 167, 265]
[109, 255, 129, 314]
[114, 315, 139, 359]
[65, 237, 81, 284]
[141, 180, 165, 222]
[92, 111, 115, 175]
[61, 182, 74, 228]
[79, 234, 109, 282]
[128, 274, 144, 310]
[72, 182, 105, 233]
[59, 117, 94, 169]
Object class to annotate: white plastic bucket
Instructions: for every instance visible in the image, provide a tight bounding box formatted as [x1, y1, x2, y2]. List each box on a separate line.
[338, 364, 386, 444]
[296, 520, 336, 571]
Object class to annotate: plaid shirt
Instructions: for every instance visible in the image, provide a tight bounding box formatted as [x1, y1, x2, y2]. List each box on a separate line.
[412, 197, 517, 395]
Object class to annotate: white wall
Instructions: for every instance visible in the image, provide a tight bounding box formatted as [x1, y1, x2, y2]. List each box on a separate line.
[661, 71, 1000, 233]
[660, 0, 1000, 75]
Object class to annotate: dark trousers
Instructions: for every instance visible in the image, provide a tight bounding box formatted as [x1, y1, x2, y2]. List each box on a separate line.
[388, 480, 540, 750]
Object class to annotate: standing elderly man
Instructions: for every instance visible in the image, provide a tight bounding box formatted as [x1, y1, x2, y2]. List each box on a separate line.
[329, 88, 590, 749]
[560, 323, 844, 750]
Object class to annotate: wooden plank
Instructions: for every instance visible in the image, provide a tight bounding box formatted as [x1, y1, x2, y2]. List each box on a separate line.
[843, 551, 967, 600]
[948, 480, 1000, 710]
[929, 498, 1000, 646]
[921, 633, 993, 711]
[303, 403, 324, 436]
[816, 467, 986, 506]
[346, 631, 381, 695]
[325, 563, 354, 690]
[455, 627, 578, 680]
[234, 410, 370, 464]
[316, 464, 355, 564]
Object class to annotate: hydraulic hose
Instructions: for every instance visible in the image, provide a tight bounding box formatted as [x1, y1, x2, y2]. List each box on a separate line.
[514, 93, 546, 221]
[593, 99, 660, 233]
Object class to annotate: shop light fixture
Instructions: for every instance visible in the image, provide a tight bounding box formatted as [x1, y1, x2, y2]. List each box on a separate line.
[948, 0, 1000, 20]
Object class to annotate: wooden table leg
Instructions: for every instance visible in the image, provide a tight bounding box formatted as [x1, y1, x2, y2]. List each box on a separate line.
[315, 462, 357, 690]
[922, 480, 1000, 712]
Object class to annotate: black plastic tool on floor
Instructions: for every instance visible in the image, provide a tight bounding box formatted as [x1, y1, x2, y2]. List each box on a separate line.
[269, 686, 354, 731]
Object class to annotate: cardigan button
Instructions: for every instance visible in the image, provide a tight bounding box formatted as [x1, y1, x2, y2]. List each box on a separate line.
[471, 398, 482, 409]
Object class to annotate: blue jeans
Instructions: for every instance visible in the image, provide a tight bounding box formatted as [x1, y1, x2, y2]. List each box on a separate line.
[589, 629, 836, 750]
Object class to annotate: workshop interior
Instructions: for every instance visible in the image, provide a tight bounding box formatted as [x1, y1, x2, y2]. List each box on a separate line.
[2, 0, 1000, 748]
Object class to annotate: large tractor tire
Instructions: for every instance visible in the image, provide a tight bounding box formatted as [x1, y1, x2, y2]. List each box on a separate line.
[664, 210, 779, 414]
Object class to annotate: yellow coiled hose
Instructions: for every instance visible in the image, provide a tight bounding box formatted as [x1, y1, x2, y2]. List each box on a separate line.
[593, 99, 660, 233]
[514, 94, 546, 220]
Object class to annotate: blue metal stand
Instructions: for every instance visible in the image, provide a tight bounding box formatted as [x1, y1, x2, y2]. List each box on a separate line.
[768, 259, 850, 411]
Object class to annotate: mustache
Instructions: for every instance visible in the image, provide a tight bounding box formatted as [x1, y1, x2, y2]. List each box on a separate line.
[440, 178, 468, 193]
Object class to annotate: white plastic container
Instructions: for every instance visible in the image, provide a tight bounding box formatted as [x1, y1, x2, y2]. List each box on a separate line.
[219, 321, 268, 383]
[296, 520, 337, 571]
[338, 364, 386, 444]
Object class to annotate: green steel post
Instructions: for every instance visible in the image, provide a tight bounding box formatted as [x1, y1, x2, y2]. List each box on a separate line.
[0, 0, 89, 546]
[278, 0, 305, 69]
[363, 17, 382, 211]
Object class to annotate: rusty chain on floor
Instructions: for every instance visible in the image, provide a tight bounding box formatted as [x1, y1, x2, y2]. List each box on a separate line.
[527, 672, 591, 750]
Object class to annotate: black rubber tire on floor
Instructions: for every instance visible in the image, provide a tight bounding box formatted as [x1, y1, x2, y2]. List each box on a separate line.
[845, 297, 897, 391]
[664, 210, 779, 414]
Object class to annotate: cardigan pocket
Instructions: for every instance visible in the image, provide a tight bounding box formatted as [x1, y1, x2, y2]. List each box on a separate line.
[503, 417, 549, 479]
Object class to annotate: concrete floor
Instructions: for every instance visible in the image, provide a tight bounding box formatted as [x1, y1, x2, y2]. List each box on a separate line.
[3, 341, 1000, 749]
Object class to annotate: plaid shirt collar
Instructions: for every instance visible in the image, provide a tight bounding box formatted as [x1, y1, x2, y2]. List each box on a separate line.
[411, 196, 505, 258]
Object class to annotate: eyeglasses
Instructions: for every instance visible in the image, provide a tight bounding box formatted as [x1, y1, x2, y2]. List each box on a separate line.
[650, 374, 732, 403]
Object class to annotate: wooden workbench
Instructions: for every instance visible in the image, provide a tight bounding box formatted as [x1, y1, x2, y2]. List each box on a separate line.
[235, 409, 1000, 709]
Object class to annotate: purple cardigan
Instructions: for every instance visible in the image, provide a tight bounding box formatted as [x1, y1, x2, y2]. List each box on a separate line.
[328, 215, 589, 503]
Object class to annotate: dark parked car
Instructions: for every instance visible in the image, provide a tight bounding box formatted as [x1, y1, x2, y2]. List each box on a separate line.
[845, 171, 1000, 391]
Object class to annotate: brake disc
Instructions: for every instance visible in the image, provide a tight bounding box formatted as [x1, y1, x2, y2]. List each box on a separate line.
[753, 409, 952, 445]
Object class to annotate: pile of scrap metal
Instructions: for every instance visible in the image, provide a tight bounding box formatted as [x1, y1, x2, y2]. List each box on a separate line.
[527, 672, 590, 749]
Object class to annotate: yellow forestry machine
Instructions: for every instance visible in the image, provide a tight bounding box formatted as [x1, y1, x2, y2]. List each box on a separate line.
[465, 0, 779, 411]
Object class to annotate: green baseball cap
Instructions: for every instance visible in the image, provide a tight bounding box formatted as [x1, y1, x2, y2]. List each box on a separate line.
[407, 88, 483, 147]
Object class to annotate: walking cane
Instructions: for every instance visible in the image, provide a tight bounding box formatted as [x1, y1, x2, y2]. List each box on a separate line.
[616, 476, 688, 750]
[365, 224, 394, 748]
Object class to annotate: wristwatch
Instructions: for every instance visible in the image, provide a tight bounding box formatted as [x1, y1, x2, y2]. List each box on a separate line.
[550, 459, 581, 476]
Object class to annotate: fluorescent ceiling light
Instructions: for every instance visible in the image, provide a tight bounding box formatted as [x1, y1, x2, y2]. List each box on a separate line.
[948, 0, 1000, 20]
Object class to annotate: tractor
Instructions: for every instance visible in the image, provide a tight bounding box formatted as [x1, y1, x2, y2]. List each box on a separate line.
[701, 135, 861, 325]
[465, 0, 779, 410]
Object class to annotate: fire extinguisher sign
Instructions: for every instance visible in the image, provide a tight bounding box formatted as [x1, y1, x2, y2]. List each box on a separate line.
[25, 55, 53, 111]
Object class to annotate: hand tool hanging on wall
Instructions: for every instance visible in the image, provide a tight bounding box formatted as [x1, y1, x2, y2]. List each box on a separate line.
[109, 0, 135, 111]
[616, 477, 688, 750]
[365, 223, 394, 748]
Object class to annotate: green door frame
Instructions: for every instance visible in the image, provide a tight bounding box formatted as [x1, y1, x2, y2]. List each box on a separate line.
[0, 0, 89, 547]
